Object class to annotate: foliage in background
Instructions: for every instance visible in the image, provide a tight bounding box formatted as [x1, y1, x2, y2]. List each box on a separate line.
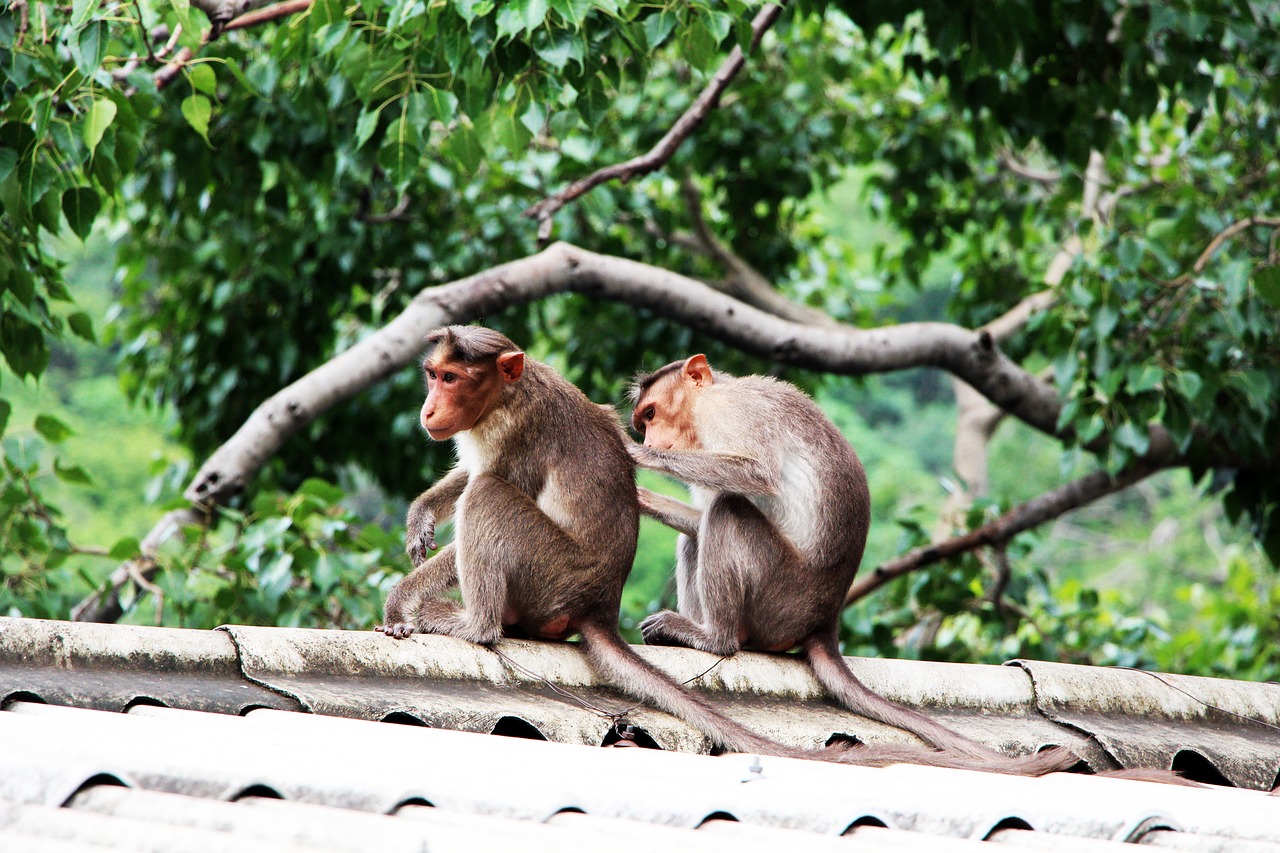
[2, 1, 1278, 678]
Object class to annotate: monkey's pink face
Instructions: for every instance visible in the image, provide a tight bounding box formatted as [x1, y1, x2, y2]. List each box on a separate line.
[419, 348, 525, 441]
[631, 381, 700, 451]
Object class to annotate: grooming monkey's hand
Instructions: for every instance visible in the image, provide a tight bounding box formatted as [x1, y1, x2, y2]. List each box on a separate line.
[405, 513, 438, 567]
[626, 442, 658, 467]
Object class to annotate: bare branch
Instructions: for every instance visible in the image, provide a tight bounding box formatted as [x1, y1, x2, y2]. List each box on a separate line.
[998, 150, 1061, 186]
[189, 0, 282, 29]
[13, 0, 28, 47]
[670, 177, 837, 326]
[1193, 216, 1280, 274]
[71, 507, 207, 623]
[153, 0, 312, 89]
[523, 2, 786, 235]
[844, 461, 1166, 605]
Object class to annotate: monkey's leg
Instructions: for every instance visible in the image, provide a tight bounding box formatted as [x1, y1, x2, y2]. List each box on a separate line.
[423, 473, 588, 645]
[641, 495, 789, 656]
[378, 544, 458, 639]
[674, 533, 703, 622]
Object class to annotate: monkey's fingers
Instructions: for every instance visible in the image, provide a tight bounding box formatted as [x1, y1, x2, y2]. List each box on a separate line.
[638, 611, 683, 646]
[375, 623, 417, 640]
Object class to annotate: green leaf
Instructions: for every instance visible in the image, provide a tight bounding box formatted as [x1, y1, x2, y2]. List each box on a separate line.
[354, 107, 381, 150]
[68, 311, 96, 342]
[0, 400, 10, 437]
[1253, 265, 1280, 307]
[82, 98, 117, 155]
[1117, 237, 1144, 271]
[1114, 421, 1151, 456]
[496, 2, 524, 39]
[425, 87, 459, 124]
[1092, 304, 1118, 339]
[550, 0, 593, 28]
[71, 0, 101, 29]
[54, 458, 93, 485]
[62, 187, 101, 240]
[34, 414, 74, 443]
[0, 148, 17, 185]
[378, 116, 420, 191]
[1174, 370, 1203, 401]
[181, 95, 213, 146]
[455, 0, 495, 23]
[189, 63, 218, 95]
[644, 9, 677, 49]
[74, 21, 110, 76]
[109, 536, 141, 560]
[1125, 364, 1162, 394]
[524, 0, 549, 33]
[445, 122, 483, 172]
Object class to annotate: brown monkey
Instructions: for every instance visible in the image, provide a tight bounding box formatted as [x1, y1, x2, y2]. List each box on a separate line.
[378, 326, 859, 759]
[627, 354, 1079, 771]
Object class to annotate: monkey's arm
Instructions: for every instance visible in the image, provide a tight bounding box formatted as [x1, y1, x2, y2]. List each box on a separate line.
[406, 468, 469, 566]
[637, 487, 702, 537]
[629, 445, 779, 496]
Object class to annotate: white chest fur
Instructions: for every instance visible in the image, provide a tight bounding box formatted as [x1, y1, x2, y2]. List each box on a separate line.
[452, 432, 484, 474]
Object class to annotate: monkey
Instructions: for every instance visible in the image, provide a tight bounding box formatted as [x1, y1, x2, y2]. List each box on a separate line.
[377, 325, 862, 760]
[625, 353, 1083, 773]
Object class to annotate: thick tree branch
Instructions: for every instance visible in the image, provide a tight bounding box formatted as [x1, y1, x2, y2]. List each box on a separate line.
[522, 2, 786, 238]
[844, 460, 1167, 605]
[183, 241, 1068, 512]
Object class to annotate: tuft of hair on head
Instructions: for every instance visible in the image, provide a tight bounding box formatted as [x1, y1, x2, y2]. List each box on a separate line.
[629, 361, 684, 403]
[425, 325, 520, 364]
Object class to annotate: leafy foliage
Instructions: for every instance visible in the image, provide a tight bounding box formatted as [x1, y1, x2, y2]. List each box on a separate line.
[1, 0, 1278, 677]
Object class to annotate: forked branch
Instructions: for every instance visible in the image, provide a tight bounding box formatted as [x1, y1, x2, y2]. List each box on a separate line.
[523, 2, 786, 238]
[844, 460, 1167, 605]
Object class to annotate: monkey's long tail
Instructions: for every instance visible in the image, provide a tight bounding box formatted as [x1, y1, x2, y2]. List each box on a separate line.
[802, 631, 1081, 776]
[579, 623, 818, 759]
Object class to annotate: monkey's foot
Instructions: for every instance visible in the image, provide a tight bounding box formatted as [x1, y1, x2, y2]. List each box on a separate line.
[375, 623, 416, 640]
[640, 611, 741, 656]
[417, 601, 502, 645]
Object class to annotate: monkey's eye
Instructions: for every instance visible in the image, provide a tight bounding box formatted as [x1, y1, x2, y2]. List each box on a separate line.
[441, 372, 457, 383]
[643, 405, 656, 422]
[426, 369, 437, 380]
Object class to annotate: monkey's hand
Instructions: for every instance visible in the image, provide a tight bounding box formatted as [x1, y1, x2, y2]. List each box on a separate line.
[375, 623, 417, 640]
[637, 487, 701, 537]
[626, 442, 658, 468]
[405, 514, 438, 567]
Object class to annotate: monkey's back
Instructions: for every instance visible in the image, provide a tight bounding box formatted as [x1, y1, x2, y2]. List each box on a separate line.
[497, 359, 641, 592]
[701, 375, 870, 580]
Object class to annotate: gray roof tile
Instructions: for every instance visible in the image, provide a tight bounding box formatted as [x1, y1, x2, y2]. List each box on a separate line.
[3, 616, 1280, 851]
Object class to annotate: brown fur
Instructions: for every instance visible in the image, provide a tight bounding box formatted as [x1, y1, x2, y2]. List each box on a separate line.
[629, 355, 1083, 774]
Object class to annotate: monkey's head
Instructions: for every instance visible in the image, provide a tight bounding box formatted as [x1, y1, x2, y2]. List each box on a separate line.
[630, 354, 713, 451]
[419, 326, 525, 441]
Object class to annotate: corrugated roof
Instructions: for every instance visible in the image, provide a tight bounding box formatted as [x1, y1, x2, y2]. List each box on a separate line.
[2, 616, 1279, 851]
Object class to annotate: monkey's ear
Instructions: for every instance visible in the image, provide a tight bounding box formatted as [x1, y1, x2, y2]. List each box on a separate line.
[683, 354, 713, 388]
[497, 351, 525, 383]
